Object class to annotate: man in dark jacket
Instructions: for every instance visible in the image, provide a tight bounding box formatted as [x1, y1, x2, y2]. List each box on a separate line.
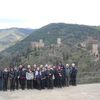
[70, 63, 78, 86]
[65, 64, 70, 86]
[9, 68, 15, 91]
[0, 69, 3, 91]
[3, 68, 9, 91]
[45, 66, 54, 89]
[14, 67, 19, 90]
[19, 67, 26, 90]
[56, 66, 62, 88]
[41, 67, 46, 89]
[35, 67, 41, 90]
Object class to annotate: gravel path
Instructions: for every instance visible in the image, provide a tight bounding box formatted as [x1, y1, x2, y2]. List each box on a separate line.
[0, 83, 100, 100]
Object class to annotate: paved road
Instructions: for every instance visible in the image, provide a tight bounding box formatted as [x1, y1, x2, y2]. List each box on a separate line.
[0, 83, 100, 100]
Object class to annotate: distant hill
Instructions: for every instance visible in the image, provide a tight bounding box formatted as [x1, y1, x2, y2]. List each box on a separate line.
[0, 28, 34, 51]
[2, 23, 100, 54]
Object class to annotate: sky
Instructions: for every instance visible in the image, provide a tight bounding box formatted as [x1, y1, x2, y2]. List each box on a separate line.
[0, 0, 100, 29]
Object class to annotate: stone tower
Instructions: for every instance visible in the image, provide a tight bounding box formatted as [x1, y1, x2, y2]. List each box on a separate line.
[57, 38, 61, 46]
[92, 40, 99, 56]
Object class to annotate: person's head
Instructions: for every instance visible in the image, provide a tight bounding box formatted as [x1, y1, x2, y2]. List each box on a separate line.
[22, 67, 26, 71]
[33, 64, 37, 68]
[4, 68, 8, 72]
[66, 64, 69, 68]
[40, 65, 43, 69]
[72, 63, 75, 67]
[10, 67, 14, 71]
[45, 64, 48, 68]
[14, 67, 18, 71]
[37, 67, 40, 71]
[19, 65, 23, 69]
[27, 65, 31, 69]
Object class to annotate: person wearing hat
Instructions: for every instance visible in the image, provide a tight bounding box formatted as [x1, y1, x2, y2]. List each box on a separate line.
[65, 64, 70, 86]
[70, 63, 78, 86]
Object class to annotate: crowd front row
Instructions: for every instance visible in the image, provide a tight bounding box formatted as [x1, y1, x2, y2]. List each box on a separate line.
[0, 63, 78, 91]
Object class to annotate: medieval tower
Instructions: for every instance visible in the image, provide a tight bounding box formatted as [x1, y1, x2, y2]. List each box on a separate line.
[57, 38, 61, 46]
[92, 40, 99, 56]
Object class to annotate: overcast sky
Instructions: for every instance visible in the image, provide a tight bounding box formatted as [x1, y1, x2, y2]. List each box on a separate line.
[0, 0, 100, 29]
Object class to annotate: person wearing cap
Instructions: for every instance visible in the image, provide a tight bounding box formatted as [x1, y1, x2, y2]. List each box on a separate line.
[65, 64, 70, 86]
[70, 63, 78, 86]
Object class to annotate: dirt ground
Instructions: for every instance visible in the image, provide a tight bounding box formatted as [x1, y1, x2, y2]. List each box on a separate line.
[0, 83, 100, 100]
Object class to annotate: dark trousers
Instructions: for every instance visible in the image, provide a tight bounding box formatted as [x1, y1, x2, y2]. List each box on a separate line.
[36, 78, 41, 90]
[3, 79, 8, 91]
[66, 76, 70, 86]
[0, 78, 3, 90]
[41, 79, 45, 89]
[20, 79, 26, 90]
[61, 77, 66, 87]
[57, 77, 62, 88]
[15, 78, 19, 89]
[27, 80, 32, 89]
[47, 78, 53, 89]
[33, 79, 37, 89]
[70, 75, 77, 86]
[10, 78, 15, 91]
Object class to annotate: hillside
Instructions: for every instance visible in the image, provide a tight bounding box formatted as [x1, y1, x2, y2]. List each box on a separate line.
[0, 83, 100, 100]
[0, 28, 34, 51]
[0, 23, 100, 83]
[2, 23, 100, 53]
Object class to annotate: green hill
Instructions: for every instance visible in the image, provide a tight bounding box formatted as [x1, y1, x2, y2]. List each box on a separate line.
[0, 28, 34, 51]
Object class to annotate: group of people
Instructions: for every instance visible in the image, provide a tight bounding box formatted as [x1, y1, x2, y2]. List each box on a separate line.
[0, 63, 78, 91]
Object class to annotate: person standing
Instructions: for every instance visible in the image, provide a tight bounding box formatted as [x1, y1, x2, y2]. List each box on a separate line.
[14, 67, 19, 90]
[19, 67, 26, 90]
[65, 64, 70, 86]
[26, 66, 34, 89]
[41, 67, 46, 89]
[70, 63, 78, 86]
[35, 67, 41, 90]
[3, 68, 9, 91]
[56, 66, 62, 88]
[9, 68, 15, 91]
[0, 69, 3, 91]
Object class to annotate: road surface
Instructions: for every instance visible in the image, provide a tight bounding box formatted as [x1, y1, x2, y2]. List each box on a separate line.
[0, 83, 100, 100]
